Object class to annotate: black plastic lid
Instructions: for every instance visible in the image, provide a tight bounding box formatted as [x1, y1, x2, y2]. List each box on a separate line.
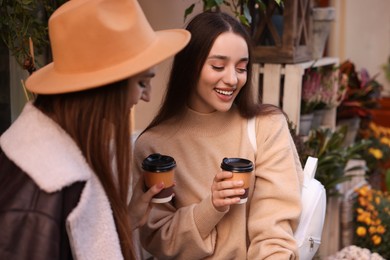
[220, 157, 253, 172]
[142, 153, 176, 172]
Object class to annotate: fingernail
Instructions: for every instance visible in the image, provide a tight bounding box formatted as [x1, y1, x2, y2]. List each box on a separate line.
[236, 180, 244, 185]
[157, 182, 164, 189]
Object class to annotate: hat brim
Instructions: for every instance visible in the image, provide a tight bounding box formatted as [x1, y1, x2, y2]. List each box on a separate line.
[26, 29, 190, 94]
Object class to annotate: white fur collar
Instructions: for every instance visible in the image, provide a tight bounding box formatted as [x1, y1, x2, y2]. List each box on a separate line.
[0, 102, 90, 192]
[0, 102, 124, 259]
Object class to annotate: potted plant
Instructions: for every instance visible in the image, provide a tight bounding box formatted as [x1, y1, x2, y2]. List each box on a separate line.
[300, 65, 346, 134]
[184, 0, 313, 63]
[337, 60, 383, 120]
[367, 57, 390, 128]
[300, 68, 321, 135]
[295, 125, 370, 197]
[311, 0, 336, 59]
[185, 0, 284, 26]
[336, 60, 383, 146]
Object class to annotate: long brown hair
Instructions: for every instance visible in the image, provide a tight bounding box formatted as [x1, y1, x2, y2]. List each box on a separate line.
[34, 79, 135, 260]
[144, 11, 281, 133]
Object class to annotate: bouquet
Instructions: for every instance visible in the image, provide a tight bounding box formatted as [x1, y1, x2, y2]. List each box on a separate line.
[353, 185, 390, 259]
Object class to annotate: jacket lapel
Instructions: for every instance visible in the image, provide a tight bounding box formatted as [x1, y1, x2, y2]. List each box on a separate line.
[0, 102, 90, 192]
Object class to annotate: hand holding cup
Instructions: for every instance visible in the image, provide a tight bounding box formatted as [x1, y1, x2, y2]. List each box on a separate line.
[212, 158, 253, 212]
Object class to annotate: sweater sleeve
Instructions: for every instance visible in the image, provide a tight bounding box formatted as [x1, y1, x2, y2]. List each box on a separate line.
[132, 137, 227, 259]
[247, 114, 303, 260]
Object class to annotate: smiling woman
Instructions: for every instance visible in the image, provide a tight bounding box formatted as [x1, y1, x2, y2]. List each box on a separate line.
[132, 11, 303, 260]
[189, 32, 249, 113]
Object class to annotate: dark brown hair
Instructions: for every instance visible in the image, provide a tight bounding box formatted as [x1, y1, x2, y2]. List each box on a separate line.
[145, 11, 281, 133]
[34, 80, 135, 260]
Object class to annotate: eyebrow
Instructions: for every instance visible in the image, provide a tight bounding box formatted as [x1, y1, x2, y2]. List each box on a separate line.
[208, 55, 249, 62]
[143, 72, 156, 78]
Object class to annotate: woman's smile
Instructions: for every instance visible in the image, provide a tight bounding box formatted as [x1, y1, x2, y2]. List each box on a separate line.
[188, 31, 249, 113]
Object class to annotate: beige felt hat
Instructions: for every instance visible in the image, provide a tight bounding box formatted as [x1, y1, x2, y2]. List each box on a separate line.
[26, 0, 190, 94]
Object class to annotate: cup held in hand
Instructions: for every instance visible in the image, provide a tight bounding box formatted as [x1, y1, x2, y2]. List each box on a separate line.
[142, 153, 176, 203]
[220, 157, 253, 204]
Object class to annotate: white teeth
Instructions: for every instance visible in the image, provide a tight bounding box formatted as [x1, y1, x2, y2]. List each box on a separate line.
[215, 89, 234, 96]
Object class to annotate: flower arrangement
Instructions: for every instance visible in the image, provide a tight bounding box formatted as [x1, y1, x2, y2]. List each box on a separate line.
[353, 185, 390, 259]
[337, 60, 383, 120]
[301, 69, 322, 114]
[356, 122, 390, 191]
[359, 122, 390, 174]
[325, 245, 385, 260]
[301, 66, 347, 115]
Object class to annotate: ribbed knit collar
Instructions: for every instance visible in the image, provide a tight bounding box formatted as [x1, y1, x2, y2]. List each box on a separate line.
[176, 105, 240, 137]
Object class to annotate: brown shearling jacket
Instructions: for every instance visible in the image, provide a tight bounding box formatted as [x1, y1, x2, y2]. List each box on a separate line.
[0, 148, 84, 259]
[0, 102, 125, 260]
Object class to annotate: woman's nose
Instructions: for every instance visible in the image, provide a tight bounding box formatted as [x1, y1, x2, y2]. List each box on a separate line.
[141, 86, 151, 102]
[223, 67, 238, 86]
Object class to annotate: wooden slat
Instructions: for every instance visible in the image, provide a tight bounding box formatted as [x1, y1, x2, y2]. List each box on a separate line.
[254, 57, 339, 134]
[283, 64, 305, 132]
[251, 63, 260, 104]
[262, 64, 282, 106]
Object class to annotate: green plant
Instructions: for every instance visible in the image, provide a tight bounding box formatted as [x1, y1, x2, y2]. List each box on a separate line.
[184, 0, 283, 28]
[387, 169, 390, 192]
[0, 0, 66, 72]
[298, 126, 370, 197]
[383, 56, 390, 83]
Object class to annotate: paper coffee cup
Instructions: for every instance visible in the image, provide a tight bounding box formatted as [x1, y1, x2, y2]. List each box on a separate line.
[142, 153, 176, 203]
[220, 157, 253, 204]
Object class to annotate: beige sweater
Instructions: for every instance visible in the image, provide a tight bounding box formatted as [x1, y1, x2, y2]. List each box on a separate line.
[133, 106, 303, 260]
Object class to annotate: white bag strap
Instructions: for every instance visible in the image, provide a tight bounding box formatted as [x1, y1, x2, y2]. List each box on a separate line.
[303, 156, 318, 181]
[247, 117, 257, 155]
[247, 117, 319, 181]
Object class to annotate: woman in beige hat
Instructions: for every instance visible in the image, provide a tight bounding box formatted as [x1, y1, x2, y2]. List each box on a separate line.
[0, 0, 190, 259]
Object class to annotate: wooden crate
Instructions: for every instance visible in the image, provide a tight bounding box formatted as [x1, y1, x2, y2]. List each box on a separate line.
[252, 57, 339, 133]
[251, 0, 313, 63]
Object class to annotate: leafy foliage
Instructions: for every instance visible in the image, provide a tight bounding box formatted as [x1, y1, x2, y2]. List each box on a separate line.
[383, 56, 390, 84]
[296, 126, 370, 197]
[0, 0, 66, 71]
[184, 0, 283, 28]
[337, 60, 383, 120]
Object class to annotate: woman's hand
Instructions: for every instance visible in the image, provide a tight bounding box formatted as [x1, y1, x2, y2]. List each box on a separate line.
[128, 176, 165, 229]
[211, 171, 245, 212]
